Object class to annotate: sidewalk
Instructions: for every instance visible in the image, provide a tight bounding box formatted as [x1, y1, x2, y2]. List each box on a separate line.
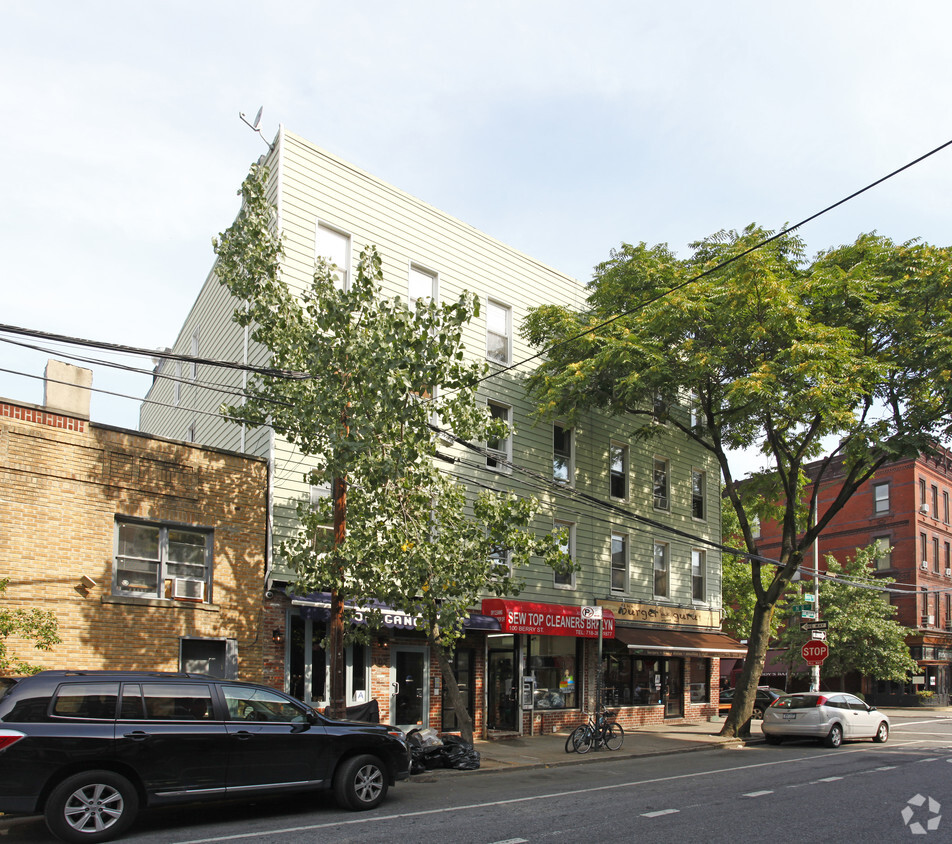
[427, 707, 952, 776]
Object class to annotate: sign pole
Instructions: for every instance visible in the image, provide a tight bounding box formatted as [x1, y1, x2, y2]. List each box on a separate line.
[810, 499, 820, 693]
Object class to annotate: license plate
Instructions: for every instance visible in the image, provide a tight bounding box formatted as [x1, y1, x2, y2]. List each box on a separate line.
[783, 713, 797, 720]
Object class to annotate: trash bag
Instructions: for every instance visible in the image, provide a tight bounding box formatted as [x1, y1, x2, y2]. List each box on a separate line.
[437, 734, 481, 770]
[406, 730, 480, 772]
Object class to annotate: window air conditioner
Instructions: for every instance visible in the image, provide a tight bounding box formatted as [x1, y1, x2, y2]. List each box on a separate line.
[946, 568, 951, 577]
[922, 615, 935, 627]
[921, 560, 929, 570]
[173, 579, 205, 601]
[945, 620, 952, 631]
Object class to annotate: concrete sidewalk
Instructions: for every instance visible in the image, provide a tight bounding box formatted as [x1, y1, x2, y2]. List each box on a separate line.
[427, 707, 952, 776]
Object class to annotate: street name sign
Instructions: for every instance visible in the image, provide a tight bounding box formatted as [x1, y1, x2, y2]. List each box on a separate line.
[800, 610, 817, 619]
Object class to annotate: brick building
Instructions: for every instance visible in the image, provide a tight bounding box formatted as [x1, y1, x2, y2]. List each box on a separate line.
[0, 361, 272, 682]
[755, 447, 952, 705]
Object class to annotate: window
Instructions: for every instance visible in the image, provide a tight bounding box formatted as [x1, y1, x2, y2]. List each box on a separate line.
[654, 542, 669, 598]
[114, 519, 212, 602]
[610, 443, 628, 499]
[611, 533, 627, 593]
[945, 542, 951, 575]
[190, 329, 199, 380]
[944, 490, 950, 524]
[141, 683, 213, 721]
[526, 635, 581, 709]
[52, 683, 119, 720]
[553, 424, 573, 484]
[408, 264, 437, 305]
[751, 516, 761, 539]
[920, 478, 927, 509]
[653, 458, 669, 511]
[873, 536, 892, 570]
[947, 593, 952, 628]
[931, 485, 939, 519]
[181, 638, 237, 679]
[554, 520, 575, 588]
[872, 482, 890, 514]
[921, 533, 928, 567]
[316, 222, 350, 290]
[691, 470, 706, 520]
[223, 684, 308, 723]
[691, 549, 705, 602]
[486, 402, 511, 470]
[486, 300, 511, 364]
[689, 658, 710, 703]
[688, 392, 704, 432]
[489, 545, 511, 579]
[933, 537, 941, 573]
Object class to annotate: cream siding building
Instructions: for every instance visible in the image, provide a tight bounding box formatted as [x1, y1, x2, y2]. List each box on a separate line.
[140, 127, 738, 735]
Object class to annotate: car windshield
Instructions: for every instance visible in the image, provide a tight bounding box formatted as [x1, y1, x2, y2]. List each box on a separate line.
[773, 694, 820, 710]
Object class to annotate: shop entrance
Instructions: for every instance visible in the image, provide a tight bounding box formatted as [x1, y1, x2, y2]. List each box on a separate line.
[487, 635, 517, 732]
[390, 647, 428, 730]
[441, 648, 475, 731]
[663, 657, 684, 718]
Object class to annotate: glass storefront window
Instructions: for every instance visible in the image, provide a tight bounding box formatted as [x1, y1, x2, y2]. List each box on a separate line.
[689, 657, 710, 703]
[527, 635, 580, 709]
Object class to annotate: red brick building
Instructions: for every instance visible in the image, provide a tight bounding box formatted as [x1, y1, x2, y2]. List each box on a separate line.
[755, 447, 952, 705]
[0, 362, 272, 682]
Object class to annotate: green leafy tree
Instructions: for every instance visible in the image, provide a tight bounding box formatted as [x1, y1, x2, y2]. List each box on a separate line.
[214, 165, 569, 735]
[522, 225, 952, 737]
[0, 579, 60, 674]
[776, 546, 917, 688]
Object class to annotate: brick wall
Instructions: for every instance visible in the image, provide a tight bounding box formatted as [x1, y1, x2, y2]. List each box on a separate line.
[0, 400, 269, 682]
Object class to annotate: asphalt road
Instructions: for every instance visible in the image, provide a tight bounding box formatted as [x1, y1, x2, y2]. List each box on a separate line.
[3, 713, 951, 843]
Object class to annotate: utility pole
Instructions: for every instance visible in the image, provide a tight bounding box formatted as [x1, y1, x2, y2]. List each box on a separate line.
[810, 499, 820, 693]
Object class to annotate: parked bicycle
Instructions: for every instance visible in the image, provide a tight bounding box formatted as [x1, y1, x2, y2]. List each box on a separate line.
[565, 708, 624, 753]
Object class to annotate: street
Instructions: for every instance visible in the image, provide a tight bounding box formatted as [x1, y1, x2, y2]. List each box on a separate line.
[2, 713, 950, 843]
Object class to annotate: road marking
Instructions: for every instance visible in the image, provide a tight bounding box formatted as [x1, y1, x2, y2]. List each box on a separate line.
[489, 839, 529, 843]
[816, 776, 842, 782]
[642, 809, 679, 818]
[171, 746, 921, 844]
[743, 790, 774, 798]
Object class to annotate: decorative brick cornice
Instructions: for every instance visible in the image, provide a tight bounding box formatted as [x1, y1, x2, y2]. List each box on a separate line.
[0, 400, 86, 433]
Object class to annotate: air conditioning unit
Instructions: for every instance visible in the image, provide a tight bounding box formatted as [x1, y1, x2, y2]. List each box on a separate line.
[172, 579, 205, 601]
[922, 615, 935, 627]
[921, 560, 929, 570]
[920, 503, 930, 516]
[946, 568, 951, 577]
[945, 620, 952, 631]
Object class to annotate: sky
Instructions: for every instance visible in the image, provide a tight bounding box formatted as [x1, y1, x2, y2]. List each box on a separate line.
[3, 1, 952, 476]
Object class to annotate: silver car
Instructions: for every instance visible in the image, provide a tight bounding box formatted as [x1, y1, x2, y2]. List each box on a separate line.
[761, 692, 890, 748]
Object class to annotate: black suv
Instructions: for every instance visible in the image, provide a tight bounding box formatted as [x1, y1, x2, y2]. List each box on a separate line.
[0, 671, 411, 842]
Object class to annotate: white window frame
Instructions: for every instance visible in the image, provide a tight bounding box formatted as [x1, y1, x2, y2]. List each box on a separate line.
[489, 545, 512, 580]
[408, 263, 438, 306]
[554, 423, 573, 485]
[113, 517, 213, 602]
[691, 469, 706, 520]
[553, 520, 576, 589]
[486, 401, 512, 472]
[610, 532, 628, 594]
[653, 457, 669, 511]
[609, 442, 628, 500]
[486, 299, 511, 365]
[873, 536, 892, 570]
[691, 549, 705, 603]
[315, 221, 352, 291]
[653, 541, 669, 598]
[873, 482, 890, 514]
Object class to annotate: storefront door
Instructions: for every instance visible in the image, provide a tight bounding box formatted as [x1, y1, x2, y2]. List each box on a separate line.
[442, 648, 475, 731]
[487, 636, 517, 732]
[390, 647, 428, 730]
[663, 658, 684, 718]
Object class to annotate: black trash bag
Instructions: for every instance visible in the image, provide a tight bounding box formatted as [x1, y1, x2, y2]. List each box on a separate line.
[407, 728, 448, 773]
[437, 734, 481, 770]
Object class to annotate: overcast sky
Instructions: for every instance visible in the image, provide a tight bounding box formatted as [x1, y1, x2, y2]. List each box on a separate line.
[3, 1, 952, 475]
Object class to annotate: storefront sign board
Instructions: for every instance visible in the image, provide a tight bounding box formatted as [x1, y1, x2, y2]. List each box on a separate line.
[481, 599, 615, 638]
[599, 599, 720, 628]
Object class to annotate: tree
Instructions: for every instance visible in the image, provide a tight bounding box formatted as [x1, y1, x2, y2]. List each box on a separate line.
[0, 578, 60, 674]
[522, 225, 952, 737]
[775, 545, 917, 689]
[214, 165, 569, 735]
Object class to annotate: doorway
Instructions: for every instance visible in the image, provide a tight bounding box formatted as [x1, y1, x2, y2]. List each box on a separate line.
[442, 648, 475, 731]
[390, 646, 428, 730]
[663, 657, 684, 718]
[487, 635, 518, 732]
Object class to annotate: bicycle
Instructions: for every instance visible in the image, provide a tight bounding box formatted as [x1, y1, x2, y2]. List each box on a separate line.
[565, 709, 624, 753]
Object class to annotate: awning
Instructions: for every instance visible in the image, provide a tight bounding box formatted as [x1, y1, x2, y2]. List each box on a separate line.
[615, 626, 746, 657]
[290, 592, 500, 632]
[481, 598, 615, 639]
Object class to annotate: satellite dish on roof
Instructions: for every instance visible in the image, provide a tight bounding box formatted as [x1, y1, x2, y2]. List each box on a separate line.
[239, 106, 273, 150]
[252, 106, 263, 131]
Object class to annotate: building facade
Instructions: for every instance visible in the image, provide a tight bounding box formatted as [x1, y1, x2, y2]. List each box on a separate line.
[139, 128, 741, 734]
[755, 448, 952, 705]
[0, 361, 270, 681]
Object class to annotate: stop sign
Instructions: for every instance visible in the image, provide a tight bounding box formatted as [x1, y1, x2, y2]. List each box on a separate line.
[802, 640, 829, 665]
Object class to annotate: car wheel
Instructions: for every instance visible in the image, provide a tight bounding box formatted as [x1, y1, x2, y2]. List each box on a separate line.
[44, 770, 138, 843]
[765, 734, 783, 745]
[751, 706, 764, 720]
[874, 721, 889, 743]
[824, 723, 843, 748]
[334, 754, 388, 811]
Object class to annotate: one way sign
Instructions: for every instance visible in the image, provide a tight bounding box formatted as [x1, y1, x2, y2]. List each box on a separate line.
[801, 619, 828, 632]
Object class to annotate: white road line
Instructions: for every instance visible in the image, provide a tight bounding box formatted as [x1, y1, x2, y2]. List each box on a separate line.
[816, 776, 842, 782]
[744, 790, 774, 798]
[642, 809, 680, 818]
[172, 745, 923, 844]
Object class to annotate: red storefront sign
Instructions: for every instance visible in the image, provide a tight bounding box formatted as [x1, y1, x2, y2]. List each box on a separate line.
[481, 599, 615, 639]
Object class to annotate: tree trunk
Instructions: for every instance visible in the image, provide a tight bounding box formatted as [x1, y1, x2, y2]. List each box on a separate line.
[428, 628, 474, 745]
[327, 474, 347, 720]
[720, 597, 774, 739]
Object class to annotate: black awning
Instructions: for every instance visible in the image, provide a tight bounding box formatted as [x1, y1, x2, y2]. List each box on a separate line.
[615, 626, 747, 657]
